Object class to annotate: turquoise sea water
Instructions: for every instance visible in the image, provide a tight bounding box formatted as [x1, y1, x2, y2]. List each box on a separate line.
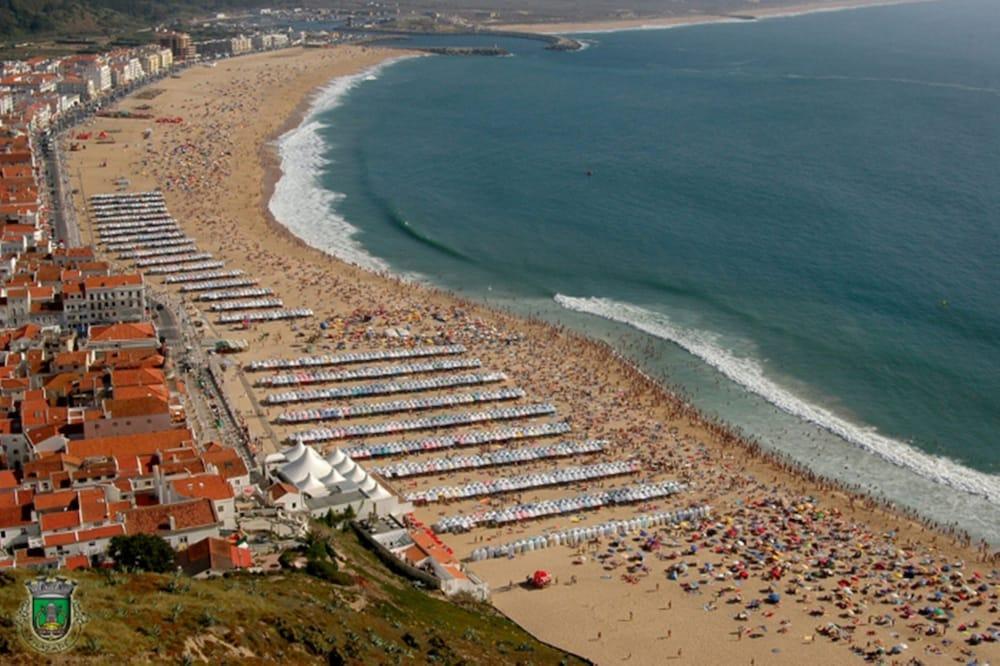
[270, 0, 1000, 540]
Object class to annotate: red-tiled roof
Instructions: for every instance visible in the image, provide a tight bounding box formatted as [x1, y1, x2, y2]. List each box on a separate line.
[123, 498, 217, 535]
[202, 445, 248, 481]
[103, 395, 169, 418]
[110, 368, 165, 387]
[171, 474, 233, 502]
[63, 554, 90, 570]
[0, 470, 17, 490]
[66, 428, 193, 459]
[89, 322, 157, 342]
[83, 274, 142, 289]
[40, 510, 81, 532]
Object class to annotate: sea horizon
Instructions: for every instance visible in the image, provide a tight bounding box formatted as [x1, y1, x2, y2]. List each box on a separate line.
[269, 0, 1000, 542]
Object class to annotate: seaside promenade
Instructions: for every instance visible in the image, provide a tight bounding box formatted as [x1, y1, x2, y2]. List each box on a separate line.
[63, 45, 998, 665]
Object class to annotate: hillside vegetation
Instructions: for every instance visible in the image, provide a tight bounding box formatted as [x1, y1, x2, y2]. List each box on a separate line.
[0, 0, 269, 39]
[0, 527, 585, 664]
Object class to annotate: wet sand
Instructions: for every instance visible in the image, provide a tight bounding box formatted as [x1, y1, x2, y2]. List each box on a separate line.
[64, 45, 998, 665]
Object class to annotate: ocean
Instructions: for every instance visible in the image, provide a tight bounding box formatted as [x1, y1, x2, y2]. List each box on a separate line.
[270, 0, 1000, 541]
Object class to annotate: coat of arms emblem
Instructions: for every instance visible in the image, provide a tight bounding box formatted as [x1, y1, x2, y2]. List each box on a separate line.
[17, 576, 87, 653]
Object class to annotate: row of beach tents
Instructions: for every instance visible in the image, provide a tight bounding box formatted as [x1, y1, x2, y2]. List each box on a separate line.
[344, 421, 572, 459]
[264, 372, 506, 405]
[290, 402, 557, 443]
[434, 481, 687, 533]
[275, 387, 526, 423]
[247, 344, 467, 372]
[257, 357, 482, 388]
[406, 460, 641, 504]
[468, 506, 712, 560]
[373, 439, 605, 478]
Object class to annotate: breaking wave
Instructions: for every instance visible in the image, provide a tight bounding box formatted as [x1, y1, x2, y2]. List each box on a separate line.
[269, 57, 418, 274]
[554, 294, 1000, 504]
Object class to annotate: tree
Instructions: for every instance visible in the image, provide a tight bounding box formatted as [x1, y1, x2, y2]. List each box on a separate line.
[108, 534, 176, 573]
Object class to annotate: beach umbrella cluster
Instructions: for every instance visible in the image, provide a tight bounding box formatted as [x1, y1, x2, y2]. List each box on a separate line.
[434, 481, 687, 533]
[406, 460, 640, 503]
[258, 357, 482, 388]
[374, 439, 604, 478]
[468, 506, 713, 560]
[119, 244, 197, 259]
[106, 236, 191, 252]
[290, 403, 557, 443]
[218, 308, 313, 324]
[265, 371, 505, 405]
[276, 387, 526, 423]
[209, 298, 283, 312]
[197, 287, 272, 301]
[136, 252, 214, 267]
[247, 344, 467, 371]
[167, 270, 245, 284]
[148, 260, 225, 275]
[344, 421, 572, 459]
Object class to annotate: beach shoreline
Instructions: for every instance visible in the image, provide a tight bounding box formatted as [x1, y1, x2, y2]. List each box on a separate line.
[62, 41, 997, 666]
[499, 0, 936, 34]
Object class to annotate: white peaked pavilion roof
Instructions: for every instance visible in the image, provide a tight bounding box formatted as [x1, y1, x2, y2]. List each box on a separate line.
[319, 468, 346, 486]
[366, 485, 392, 501]
[284, 440, 308, 462]
[264, 452, 287, 465]
[334, 456, 357, 476]
[272, 445, 398, 506]
[359, 475, 378, 493]
[348, 465, 368, 485]
[278, 447, 333, 484]
[298, 472, 330, 498]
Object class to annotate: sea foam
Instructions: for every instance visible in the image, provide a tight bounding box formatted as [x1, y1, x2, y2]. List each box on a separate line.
[269, 57, 417, 274]
[554, 294, 1000, 504]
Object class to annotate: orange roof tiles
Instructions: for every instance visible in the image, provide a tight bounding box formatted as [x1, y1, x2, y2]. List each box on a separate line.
[202, 445, 248, 481]
[123, 498, 217, 535]
[94, 349, 165, 369]
[40, 510, 81, 532]
[113, 384, 169, 402]
[34, 489, 77, 512]
[53, 351, 88, 367]
[103, 396, 169, 418]
[83, 274, 142, 289]
[0, 504, 33, 528]
[0, 470, 17, 490]
[89, 322, 157, 342]
[170, 474, 234, 502]
[110, 368, 165, 387]
[62, 554, 90, 570]
[66, 428, 193, 459]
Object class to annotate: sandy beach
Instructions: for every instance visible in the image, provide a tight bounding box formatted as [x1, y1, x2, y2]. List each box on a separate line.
[500, 0, 932, 33]
[63, 43, 998, 665]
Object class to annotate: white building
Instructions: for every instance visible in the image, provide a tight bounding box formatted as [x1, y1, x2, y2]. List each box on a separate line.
[76, 274, 146, 325]
[83, 60, 112, 95]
